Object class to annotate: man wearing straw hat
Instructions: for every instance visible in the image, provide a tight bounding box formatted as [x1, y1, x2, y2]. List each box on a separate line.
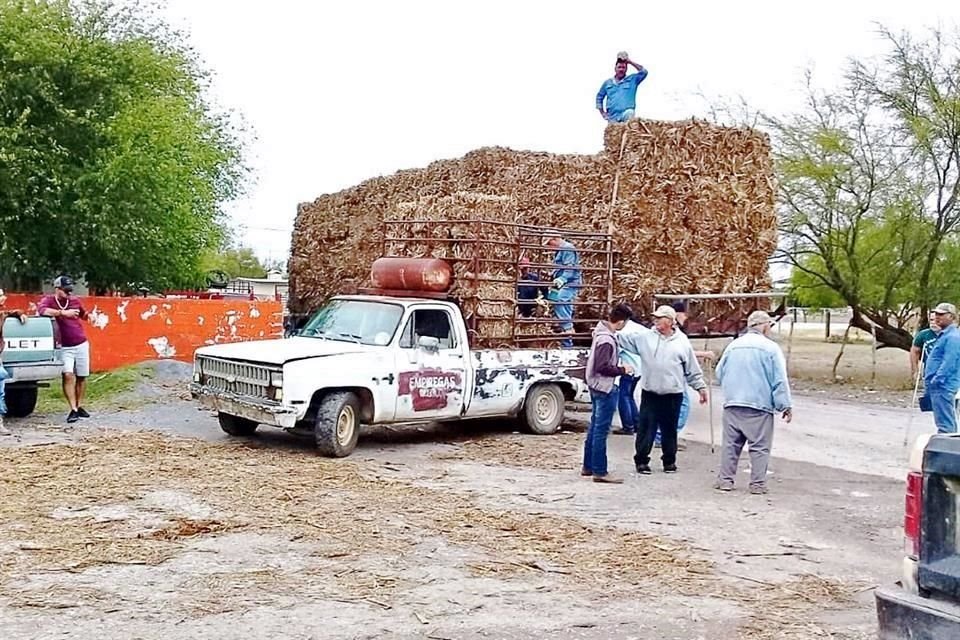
[544, 232, 581, 348]
[618, 305, 707, 475]
[713, 310, 792, 494]
[596, 52, 648, 123]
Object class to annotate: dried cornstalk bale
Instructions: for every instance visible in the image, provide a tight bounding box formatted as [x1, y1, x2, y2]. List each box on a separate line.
[289, 118, 776, 327]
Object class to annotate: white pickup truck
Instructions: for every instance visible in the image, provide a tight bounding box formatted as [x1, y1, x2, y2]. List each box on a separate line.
[190, 294, 591, 456]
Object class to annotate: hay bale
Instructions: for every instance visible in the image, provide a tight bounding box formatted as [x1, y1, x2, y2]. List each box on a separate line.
[289, 118, 776, 325]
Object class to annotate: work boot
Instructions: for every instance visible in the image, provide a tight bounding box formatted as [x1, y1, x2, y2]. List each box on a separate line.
[663, 464, 678, 474]
[0, 416, 11, 436]
[580, 467, 593, 477]
[67, 410, 79, 424]
[713, 480, 734, 492]
[749, 485, 768, 495]
[592, 474, 624, 484]
[77, 407, 90, 419]
[635, 464, 652, 475]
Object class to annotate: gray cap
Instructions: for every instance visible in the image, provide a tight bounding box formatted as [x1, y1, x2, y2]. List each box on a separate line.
[747, 310, 773, 327]
[934, 302, 958, 316]
[52, 275, 75, 292]
[652, 305, 677, 321]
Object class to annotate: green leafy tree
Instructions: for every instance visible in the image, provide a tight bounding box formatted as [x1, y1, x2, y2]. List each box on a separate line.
[200, 246, 268, 280]
[0, 0, 247, 292]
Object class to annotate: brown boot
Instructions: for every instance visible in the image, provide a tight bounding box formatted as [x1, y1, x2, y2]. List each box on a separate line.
[592, 474, 624, 484]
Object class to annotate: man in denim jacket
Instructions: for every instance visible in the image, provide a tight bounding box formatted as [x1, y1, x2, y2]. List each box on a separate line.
[924, 303, 960, 434]
[714, 310, 793, 494]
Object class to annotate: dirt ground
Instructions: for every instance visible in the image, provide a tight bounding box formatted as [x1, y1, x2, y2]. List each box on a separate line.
[0, 352, 917, 640]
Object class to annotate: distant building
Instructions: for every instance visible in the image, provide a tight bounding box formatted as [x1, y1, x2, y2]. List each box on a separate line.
[222, 270, 289, 304]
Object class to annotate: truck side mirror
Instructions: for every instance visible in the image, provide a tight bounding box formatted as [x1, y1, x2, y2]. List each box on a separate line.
[417, 335, 440, 353]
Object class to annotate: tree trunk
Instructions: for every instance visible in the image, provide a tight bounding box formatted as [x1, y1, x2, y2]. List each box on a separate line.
[832, 323, 852, 381]
[849, 308, 913, 351]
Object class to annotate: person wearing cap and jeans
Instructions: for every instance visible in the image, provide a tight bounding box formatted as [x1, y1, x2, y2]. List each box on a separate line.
[714, 310, 793, 494]
[618, 305, 708, 475]
[582, 304, 635, 483]
[38, 276, 91, 424]
[544, 233, 581, 348]
[924, 303, 960, 434]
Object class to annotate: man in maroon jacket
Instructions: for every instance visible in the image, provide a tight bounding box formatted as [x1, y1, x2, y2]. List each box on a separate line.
[38, 276, 90, 423]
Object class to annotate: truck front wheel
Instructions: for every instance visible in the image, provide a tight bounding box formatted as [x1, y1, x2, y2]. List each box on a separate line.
[218, 413, 259, 437]
[315, 392, 361, 457]
[520, 383, 565, 435]
[4, 385, 39, 418]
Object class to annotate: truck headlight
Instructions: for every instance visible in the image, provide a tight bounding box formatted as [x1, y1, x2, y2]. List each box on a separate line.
[193, 371, 202, 383]
[270, 371, 283, 388]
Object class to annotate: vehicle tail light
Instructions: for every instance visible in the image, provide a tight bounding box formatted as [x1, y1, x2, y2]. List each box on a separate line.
[905, 471, 923, 559]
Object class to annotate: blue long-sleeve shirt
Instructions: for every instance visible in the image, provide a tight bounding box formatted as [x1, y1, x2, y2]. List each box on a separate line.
[551, 241, 581, 287]
[715, 330, 792, 414]
[596, 70, 648, 120]
[925, 324, 960, 395]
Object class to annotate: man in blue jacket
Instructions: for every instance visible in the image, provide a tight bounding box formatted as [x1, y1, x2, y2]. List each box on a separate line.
[545, 232, 581, 348]
[924, 303, 960, 434]
[714, 310, 793, 495]
[596, 52, 648, 123]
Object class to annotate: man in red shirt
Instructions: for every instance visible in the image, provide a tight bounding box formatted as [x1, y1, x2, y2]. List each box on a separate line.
[38, 276, 90, 423]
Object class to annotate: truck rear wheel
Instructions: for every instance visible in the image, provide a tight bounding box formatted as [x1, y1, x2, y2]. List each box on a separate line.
[218, 413, 259, 436]
[4, 385, 39, 418]
[520, 383, 565, 435]
[315, 391, 361, 457]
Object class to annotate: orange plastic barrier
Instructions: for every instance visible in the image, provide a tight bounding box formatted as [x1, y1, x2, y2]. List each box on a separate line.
[2, 294, 283, 372]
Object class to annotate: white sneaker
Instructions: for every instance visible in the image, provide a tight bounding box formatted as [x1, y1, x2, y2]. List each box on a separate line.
[0, 416, 11, 436]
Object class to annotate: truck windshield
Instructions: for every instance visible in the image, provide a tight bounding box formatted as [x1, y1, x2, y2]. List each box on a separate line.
[300, 299, 403, 346]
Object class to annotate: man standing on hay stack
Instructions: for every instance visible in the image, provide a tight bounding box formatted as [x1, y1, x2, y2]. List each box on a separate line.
[596, 51, 648, 123]
[582, 304, 635, 484]
[714, 311, 792, 494]
[618, 305, 708, 475]
[544, 232, 581, 348]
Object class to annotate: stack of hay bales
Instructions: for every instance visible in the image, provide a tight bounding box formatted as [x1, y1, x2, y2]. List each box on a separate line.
[289, 118, 777, 334]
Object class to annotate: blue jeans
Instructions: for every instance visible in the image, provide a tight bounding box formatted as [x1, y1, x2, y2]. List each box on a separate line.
[656, 388, 690, 444]
[608, 109, 635, 123]
[0, 365, 9, 416]
[930, 389, 958, 434]
[616, 377, 639, 433]
[583, 388, 618, 476]
[550, 286, 577, 347]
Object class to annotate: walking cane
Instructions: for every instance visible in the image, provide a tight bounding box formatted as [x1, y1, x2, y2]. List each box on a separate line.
[903, 363, 924, 448]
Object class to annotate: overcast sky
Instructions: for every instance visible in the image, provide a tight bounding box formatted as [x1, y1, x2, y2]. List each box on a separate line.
[161, 0, 955, 266]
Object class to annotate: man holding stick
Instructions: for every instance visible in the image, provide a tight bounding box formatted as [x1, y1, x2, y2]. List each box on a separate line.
[713, 311, 792, 495]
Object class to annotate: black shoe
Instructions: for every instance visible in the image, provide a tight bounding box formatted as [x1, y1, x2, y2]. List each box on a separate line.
[636, 464, 652, 475]
[67, 410, 80, 424]
[663, 464, 678, 474]
[77, 407, 90, 419]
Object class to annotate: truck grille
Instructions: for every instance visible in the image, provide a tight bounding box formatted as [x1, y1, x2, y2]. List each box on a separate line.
[198, 356, 276, 401]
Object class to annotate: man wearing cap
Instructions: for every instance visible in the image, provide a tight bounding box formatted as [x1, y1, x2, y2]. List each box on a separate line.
[924, 303, 960, 434]
[596, 52, 648, 123]
[714, 311, 793, 494]
[544, 232, 581, 348]
[618, 305, 708, 475]
[38, 276, 91, 424]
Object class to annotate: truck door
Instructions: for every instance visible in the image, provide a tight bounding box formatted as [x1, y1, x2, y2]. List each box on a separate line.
[393, 306, 467, 422]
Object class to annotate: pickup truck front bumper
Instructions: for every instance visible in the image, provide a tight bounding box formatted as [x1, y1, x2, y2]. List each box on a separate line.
[4, 363, 63, 383]
[190, 383, 298, 428]
[876, 583, 960, 639]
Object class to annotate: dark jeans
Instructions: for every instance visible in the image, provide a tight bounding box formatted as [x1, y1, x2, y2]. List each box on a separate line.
[634, 390, 684, 468]
[616, 376, 639, 433]
[583, 388, 618, 476]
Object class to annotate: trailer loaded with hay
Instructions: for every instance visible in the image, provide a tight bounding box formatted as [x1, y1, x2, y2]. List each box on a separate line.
[288, 118, 779, 343]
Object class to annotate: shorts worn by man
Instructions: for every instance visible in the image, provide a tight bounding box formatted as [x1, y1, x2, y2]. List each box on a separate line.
[924, 303, 960, 434]
[596, 52, 648, 123]
[714, 311, 793, 495]
[38, 276, 91, 424]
